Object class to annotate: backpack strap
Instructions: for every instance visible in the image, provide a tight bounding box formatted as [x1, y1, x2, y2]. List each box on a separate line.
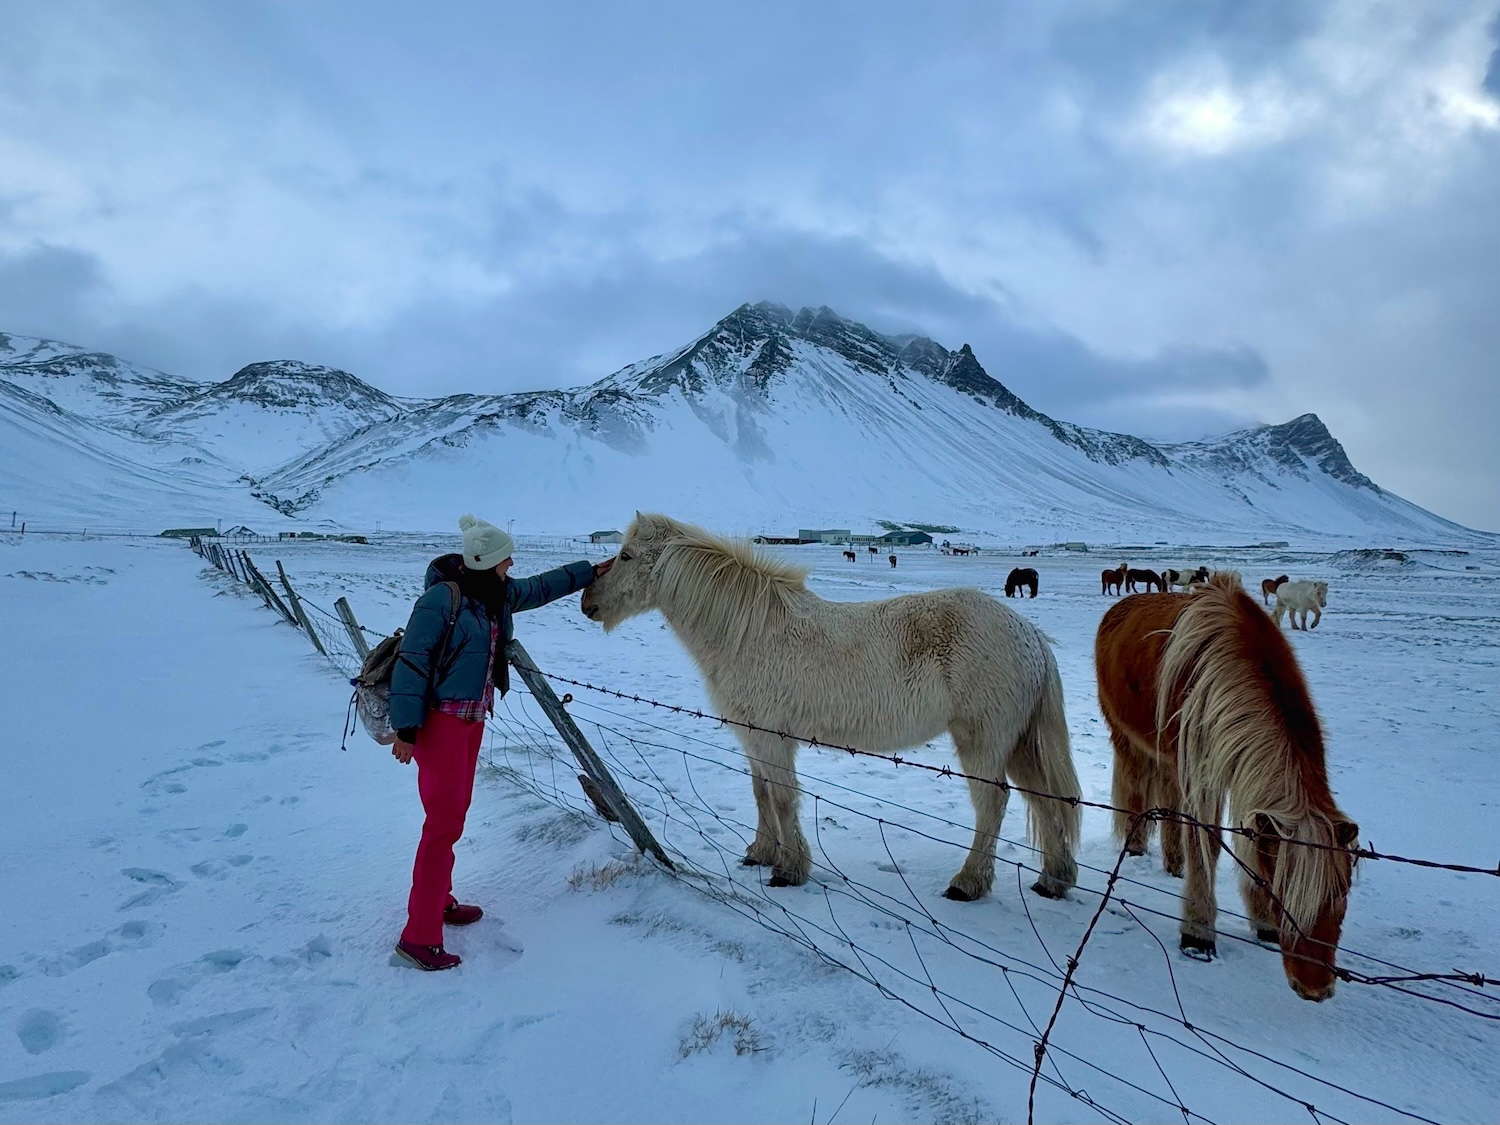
[424, 580, 463, 706]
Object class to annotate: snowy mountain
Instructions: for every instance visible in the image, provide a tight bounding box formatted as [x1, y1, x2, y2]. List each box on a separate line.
[0, 308, 1488, 544]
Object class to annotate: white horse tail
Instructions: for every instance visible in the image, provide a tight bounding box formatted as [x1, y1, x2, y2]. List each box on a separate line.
[1007, 646, 1081, 896]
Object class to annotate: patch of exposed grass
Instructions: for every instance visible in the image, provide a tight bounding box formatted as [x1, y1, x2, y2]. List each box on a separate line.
[678, 1009, 766, 1058]
[566, 858, 638, 892]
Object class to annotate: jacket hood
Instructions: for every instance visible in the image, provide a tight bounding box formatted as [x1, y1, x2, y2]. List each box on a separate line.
[425, 553, 468, 589]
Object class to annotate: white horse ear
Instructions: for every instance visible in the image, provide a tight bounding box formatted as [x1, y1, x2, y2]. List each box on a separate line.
[636, 514, 656, 541]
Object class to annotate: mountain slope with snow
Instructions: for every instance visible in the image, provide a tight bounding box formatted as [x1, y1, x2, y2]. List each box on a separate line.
[0, 307, 1489, 544]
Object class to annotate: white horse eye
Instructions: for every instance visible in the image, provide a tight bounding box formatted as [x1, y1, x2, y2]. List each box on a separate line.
[619, 551, 632, 562]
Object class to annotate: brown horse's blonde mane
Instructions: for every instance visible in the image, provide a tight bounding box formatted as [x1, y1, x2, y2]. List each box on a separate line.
[1157, 571, 1351, 936]
[638, 515, 810, 653]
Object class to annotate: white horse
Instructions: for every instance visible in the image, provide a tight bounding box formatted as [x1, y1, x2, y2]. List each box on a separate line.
[1273, 580, 1329, 630]
[581, 512, 1081, 902]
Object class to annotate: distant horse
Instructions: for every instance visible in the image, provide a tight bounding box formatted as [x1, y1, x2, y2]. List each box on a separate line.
[842, 550, 857, 563]
[1274, 581, 1329, 630]
[1261, 575, 1291, 606]
[951, 546, 974, 557]
[582, 512, 1081, 902]
[1005, 567, 1038, 598]
[888, 554, 898, 568]
[1163, 566, 1209, 592]
[868, 545, 880, 557]
[1101, 563, 1127, 595]
[1094, 572, 1358, 1001]
[1023, 549, 1039, 558]
[1125, 567, 1162, 593]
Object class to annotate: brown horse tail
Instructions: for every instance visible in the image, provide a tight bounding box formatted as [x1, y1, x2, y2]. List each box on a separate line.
[1008, 645, 1081, 894]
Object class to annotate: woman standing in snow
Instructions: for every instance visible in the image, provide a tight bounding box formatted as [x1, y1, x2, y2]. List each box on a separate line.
[388, 514, 611, 971]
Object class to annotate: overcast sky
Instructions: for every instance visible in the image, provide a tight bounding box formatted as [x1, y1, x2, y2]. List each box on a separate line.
[1, 1, 1496, 529]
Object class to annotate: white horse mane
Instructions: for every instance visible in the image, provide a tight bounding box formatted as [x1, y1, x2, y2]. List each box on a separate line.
[636, 514, 809, 652]
[1158, 571, 1350, 935]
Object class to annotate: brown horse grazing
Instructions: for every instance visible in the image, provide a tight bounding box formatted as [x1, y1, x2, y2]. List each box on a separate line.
[1125, 567, 1161, 593]
[1094, 573, 1359, 1001]
[842, 550, 857, 562]
[1005, 567, 1039, 598]
[1101, 563, 1127, 595]
[1261, 575, 1290, 605]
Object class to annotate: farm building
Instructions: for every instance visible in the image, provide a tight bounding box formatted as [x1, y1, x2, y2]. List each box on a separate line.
[878, 530, 934, 547]
[589, 530, 624, 544]
[798, 528, 852, 543]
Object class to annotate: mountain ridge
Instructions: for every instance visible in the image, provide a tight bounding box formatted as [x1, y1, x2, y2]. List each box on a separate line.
[0, 307, 1484, 543]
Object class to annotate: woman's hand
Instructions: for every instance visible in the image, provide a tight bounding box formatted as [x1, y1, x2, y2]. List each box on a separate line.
[392, 739, 414, 764]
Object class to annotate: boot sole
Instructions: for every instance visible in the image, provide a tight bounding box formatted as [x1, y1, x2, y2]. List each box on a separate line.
[394, 944, 460, 971]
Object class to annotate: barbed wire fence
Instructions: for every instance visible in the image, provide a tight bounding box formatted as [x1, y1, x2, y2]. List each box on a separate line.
[186, 537, 1498, 1125]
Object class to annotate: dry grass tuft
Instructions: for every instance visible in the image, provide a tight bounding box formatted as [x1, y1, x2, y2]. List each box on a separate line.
[678, 1009, 766, 1058]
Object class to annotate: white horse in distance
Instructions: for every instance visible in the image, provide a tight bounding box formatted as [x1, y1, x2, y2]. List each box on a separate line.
[1273, 580, 1329, 630]
[581, 512, 1082, 902]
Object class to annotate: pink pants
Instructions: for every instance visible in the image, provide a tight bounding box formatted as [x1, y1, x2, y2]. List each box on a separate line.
[401, 710, 485, 946]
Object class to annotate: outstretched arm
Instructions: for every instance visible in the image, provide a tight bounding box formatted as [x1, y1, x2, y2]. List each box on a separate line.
[508, 558, 605, 614]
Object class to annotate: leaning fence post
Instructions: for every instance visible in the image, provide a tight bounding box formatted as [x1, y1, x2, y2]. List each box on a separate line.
[241, 553, 273, 608]
[244, 553, 299, 626]
[506, 639, 674, 871]
[333, 597, 371, 660]
[276, 560, 326, 656]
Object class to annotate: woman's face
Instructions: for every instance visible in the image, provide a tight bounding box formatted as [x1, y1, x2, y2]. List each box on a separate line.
[493, 557, 513, 580]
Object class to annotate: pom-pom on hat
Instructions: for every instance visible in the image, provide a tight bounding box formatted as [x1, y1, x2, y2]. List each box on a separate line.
[458, 514, 515, 570]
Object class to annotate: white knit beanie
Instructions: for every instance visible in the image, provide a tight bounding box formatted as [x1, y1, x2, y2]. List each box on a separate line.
[458, 514, 515, 570]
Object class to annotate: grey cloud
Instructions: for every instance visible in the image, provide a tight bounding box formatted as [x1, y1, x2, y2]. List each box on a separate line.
[0, 244, 111, 347]
[1486, 13, 1500, 96]
[0, 0, 1494, 531]
[0, 226, 1267, 443]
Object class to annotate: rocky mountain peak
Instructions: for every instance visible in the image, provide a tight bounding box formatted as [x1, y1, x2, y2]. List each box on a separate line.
[1257, 413, 1376, 490]
[192, 360, 400, 413]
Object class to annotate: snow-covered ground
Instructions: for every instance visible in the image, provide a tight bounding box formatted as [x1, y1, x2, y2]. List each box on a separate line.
[3, 532, 1497, 1123]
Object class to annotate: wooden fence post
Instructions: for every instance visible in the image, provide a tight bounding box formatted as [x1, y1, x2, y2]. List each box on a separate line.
[276, 560, 326, 656]
[333, 597, 371, 661]
[244, 554, 299, 626]
[506, 639, 674, 871]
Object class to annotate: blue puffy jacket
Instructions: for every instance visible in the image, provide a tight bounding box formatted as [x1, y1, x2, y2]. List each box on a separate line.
[389, 553, 596, 732]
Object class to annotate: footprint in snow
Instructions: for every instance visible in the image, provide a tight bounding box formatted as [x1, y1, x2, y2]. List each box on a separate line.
[118, 868, 181, 910]
[0, 1071, 91, 1102]
[93, 1008, 269, 1112]
[16, 1009, 64, 1055]
[146, 949, 254, 1007]
[40, 921, 160, 977]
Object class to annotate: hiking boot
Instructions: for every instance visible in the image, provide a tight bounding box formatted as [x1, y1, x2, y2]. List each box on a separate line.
[395, 940, 461, 971]
[444, 899, 484, 926]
